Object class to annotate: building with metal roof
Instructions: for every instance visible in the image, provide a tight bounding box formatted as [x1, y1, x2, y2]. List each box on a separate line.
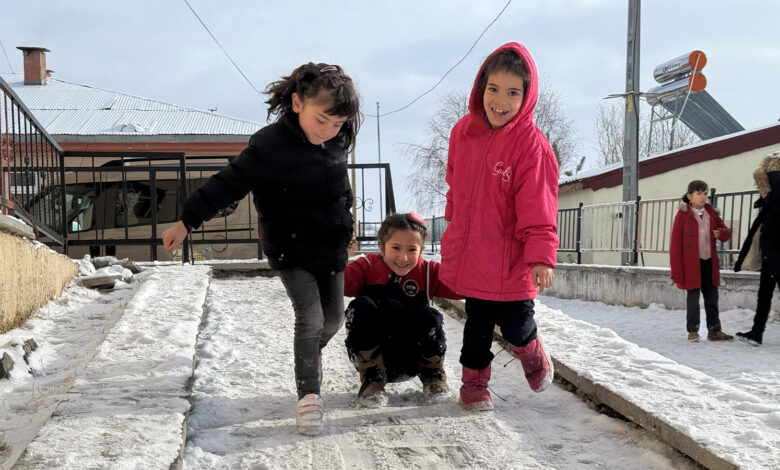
[1, 47, 262, 154]
[558, 122, 780, 267]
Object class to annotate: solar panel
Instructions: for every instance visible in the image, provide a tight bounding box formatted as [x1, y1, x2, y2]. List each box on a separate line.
[652, 90, 744, 140]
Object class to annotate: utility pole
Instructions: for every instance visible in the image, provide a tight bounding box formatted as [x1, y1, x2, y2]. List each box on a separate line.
[621, 0, 640, 266]
[376, 102, 383, 218]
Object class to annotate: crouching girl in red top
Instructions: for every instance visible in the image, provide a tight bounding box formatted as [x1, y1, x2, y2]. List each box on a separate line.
[344, 213, 461, 407]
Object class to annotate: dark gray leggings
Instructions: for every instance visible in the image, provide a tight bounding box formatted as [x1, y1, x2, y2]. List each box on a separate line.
[278, 268, 344, 399]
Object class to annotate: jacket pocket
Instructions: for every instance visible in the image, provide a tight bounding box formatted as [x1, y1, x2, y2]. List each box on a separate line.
[502, 239, 512, 281]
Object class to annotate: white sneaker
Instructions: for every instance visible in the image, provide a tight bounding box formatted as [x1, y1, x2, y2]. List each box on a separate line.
[296, 393, 323, 436]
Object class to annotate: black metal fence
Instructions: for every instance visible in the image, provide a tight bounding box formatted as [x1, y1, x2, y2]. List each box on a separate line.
[0, 76, 66, 244]
[37, 152, 395, 262]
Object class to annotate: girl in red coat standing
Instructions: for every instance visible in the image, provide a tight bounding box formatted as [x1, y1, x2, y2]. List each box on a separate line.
[440, 42, 559, 411]
[670, 180, 733, 342]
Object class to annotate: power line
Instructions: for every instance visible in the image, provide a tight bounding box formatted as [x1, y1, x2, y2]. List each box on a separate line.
[0, 38, 15, 73]
[182, 0, 262, 98]
[368, 0, 512, 118]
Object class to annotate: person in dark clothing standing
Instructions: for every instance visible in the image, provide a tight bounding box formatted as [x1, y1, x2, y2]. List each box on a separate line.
[162, 62, 362, 436]
[734, 152, 780, 346]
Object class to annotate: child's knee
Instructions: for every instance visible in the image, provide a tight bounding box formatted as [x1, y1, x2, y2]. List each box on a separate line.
[417, 307, 447, 355]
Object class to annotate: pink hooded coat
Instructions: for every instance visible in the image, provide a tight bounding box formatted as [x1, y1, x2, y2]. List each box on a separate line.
[439, 42, 559, 301]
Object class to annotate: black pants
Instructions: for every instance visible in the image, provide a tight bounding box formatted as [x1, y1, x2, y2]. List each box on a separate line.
[753, 262, 780, 332]
[686, 258, 721, 332]
[345, 296, 446, 382]
[460, 297, 536, 370]
[278, 269, 344, 399]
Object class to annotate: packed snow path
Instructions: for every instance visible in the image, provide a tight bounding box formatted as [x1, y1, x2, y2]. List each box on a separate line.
[183, 273, 696, 469]
[4, 263, 777, 469]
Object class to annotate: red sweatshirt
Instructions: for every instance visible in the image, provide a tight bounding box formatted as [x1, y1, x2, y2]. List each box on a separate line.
[344, 254, 461, 308]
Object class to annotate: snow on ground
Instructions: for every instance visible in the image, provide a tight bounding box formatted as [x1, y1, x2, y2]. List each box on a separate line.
[0, 280, 136, 469]
[2, 261, 778, 469]
[182, 274, 697, 469]
[536, 298, 780, 469]
[538, 296, 780, 404]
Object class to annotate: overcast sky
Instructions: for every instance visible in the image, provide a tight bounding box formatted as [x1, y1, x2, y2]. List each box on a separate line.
[2, 0, 778, 214]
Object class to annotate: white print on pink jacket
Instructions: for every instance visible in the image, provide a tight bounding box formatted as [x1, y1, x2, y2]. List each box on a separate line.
[493, 161, 512, 182]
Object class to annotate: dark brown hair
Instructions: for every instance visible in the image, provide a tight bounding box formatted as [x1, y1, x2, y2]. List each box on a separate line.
[264, 63, 362, 152]
[377, 213, 428, 248]
[476, 50, 530, 99]
[682, 180, 709, 203]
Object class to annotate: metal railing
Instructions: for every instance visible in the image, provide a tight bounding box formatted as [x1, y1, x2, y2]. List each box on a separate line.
[38, 152, 395, 262]
[0, 76, 66, 244]
[711, 190, 761, 256]
[427, 187, 760, 267]
[637, 197, 678, 253]
[558, 188, 759, 266]
[580, 201, 638, 253]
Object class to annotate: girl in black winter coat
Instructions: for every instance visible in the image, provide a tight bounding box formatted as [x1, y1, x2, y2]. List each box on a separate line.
[733, 152, 780, 346]
[162, 62, 362, 436]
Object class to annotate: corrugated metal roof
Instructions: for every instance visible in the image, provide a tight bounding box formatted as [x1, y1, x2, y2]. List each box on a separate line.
[0, 73, 262, 136]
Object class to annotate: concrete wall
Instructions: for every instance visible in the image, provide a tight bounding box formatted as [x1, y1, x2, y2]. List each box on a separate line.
[546, 263, 779, 313]
[0, 215, 78, 333]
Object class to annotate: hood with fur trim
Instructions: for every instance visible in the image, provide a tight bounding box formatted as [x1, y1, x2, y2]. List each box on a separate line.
[754, 151, 780, 197]
[678, 201, 721, 215]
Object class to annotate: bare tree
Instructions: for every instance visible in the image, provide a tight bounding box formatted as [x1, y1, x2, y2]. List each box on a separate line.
[535, 77, 578, 172]
[404, 91, 468, 216]
[594, 102, 625, 166]
[593, 100, 700, 167]
[644, 105, 699, 155]
[406, 81, 579, 215]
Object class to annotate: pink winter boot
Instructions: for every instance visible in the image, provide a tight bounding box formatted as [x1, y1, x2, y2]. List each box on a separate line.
[459, 365, 493, 411]
[511, 335, 554, 393]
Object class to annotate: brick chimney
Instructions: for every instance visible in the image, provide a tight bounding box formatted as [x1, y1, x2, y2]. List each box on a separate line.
[16, 46, 51, 85]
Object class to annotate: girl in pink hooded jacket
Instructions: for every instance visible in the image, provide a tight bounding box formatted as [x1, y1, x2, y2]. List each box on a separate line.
[440, 42, 559, 411]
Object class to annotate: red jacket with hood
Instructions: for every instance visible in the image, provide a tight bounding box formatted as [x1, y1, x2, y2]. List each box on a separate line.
[669, 202, 730, 289]
[439, 42, 559, 301]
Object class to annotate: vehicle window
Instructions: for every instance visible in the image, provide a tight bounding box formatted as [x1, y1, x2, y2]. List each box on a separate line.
[68, 193, 95, 232]
[115, 181, 177, 227]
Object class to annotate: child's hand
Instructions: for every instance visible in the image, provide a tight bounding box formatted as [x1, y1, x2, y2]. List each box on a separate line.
[531, 265, 554, 293]
[162, 221, 188, 254]
[713, 229, 720, 238]
[347, 234, 357, 251]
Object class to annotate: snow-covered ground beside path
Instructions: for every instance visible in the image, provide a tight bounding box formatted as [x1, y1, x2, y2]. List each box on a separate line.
[538, 295, 780, 404]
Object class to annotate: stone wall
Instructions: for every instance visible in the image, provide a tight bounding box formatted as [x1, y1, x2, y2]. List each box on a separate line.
[0, 215, 78, 333]
[546, 263, 779, 313]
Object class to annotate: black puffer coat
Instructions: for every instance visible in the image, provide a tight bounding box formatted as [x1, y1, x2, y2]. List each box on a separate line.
[181, 113, 353, 274]
[734, 171, 780, 275]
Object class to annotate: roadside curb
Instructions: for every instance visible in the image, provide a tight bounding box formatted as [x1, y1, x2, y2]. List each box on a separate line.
[434, 297, 739, 470]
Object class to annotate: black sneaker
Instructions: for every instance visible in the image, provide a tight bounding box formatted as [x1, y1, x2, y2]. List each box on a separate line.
[736, 330, 763, 346]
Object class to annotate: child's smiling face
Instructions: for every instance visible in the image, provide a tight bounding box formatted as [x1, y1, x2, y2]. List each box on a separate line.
[483, 70, 526, 129]
[379, 229, 423, 276]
